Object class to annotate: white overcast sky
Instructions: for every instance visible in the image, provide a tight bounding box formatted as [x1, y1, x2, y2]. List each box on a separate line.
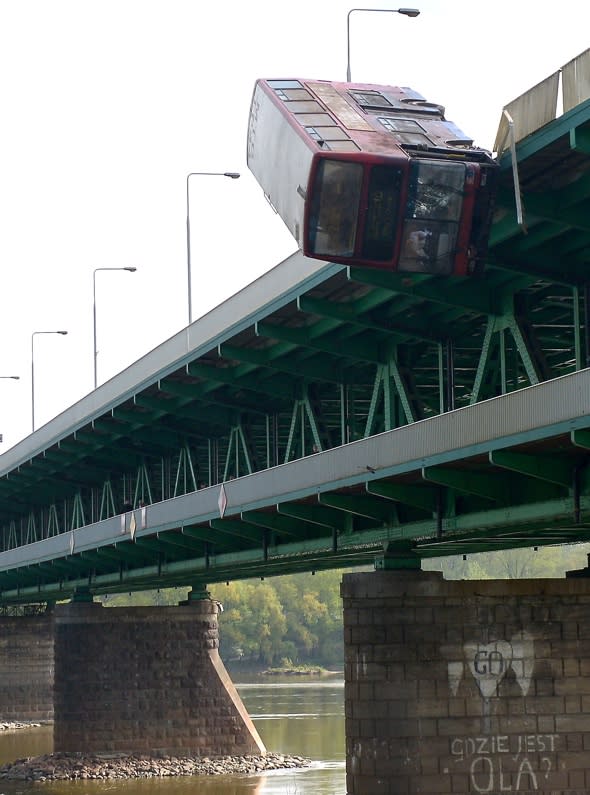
[0, 0, 588, 449]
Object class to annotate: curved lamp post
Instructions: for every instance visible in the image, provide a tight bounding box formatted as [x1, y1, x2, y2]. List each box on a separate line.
[346, 7, 420, 82]
[31, 330, 68, 431]
[186, 171, 240, 325]
[93, 267, 137, 389]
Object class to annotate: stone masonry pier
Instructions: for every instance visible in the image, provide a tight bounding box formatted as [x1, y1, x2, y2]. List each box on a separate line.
[0, 614, 53, 722]
[53, 599, 264, 756]
[342, 571, 590, 795]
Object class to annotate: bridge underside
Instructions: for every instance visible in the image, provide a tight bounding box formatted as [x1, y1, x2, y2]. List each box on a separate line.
[1, 96, 590, 603]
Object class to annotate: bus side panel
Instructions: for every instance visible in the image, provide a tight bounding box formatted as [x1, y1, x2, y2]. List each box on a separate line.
[247, 83, 314, 248]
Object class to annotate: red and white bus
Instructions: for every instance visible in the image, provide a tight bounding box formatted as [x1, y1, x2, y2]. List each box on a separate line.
[247, 78, 497, 276]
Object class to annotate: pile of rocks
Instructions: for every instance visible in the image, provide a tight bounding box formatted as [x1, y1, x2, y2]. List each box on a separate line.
[0, 752, 311, 781]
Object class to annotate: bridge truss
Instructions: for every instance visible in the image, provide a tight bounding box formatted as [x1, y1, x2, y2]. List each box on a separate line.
[1, 93, 590, 603]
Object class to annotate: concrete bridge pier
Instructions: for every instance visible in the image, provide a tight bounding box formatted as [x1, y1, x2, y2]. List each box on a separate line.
[0, 611, 53, 722]
[53, 592, 265, 755]
[341, 570, 590, 795]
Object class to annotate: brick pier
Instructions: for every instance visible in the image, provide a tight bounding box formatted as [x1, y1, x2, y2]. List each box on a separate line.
[0, 614, 53, 722]
[341, 570, 590, 794]
[53, 599, 265, 755]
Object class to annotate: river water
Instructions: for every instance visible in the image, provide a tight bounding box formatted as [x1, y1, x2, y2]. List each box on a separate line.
[0, 676, 346, 795]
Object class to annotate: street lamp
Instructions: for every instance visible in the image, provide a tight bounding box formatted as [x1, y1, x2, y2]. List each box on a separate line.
[186, 171, 240, 325]
[346, 7, 420, 82]
[31, 330, 68, 431]
[93, 266, 137, 389]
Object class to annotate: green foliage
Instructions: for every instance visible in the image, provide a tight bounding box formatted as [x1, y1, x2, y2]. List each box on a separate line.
[99, 571, 347, 668]
[423, 542, 590, 580]
[101, 588, 186, 606]
[100, 545, 590, 669]
[212, 580, 287, 665]
[210, 570, 346, 667]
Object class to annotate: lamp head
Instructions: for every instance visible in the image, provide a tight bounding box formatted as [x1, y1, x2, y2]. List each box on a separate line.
[398, 7, 420, 16]
[57, 331, 68, 335]
[124, 267, 138, 272]
[224, 172, 241, 179]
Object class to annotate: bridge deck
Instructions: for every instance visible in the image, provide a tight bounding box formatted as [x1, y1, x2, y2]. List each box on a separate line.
[2, 87, 590, 602]
[3, 366, 590, 602]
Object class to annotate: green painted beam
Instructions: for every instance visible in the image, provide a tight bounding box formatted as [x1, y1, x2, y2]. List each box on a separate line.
[156, 537, 210, 562]
[188, 362, 295, 400]
[318, 493, 398, 523]
[489, 450, 572, 487]
[366, 481, 437, 512]
[133, 538, 167, 556]
[422, 465, 509, 501]
[388, 357, 419, 424]
[181, 526, 230, 547]
[113, 406, 164, 425]
[571, 429, 590, 450]
[347, 268, 495, 315]
[160, 379, 284, 414]
[111, 542, 159, 564]
[155, 532, 206, 553]
[219, 343, 344, 384]
[277, 502, 352, 533]
[255, 321, 386, 364]
[36, 559, 87, 576]
[240, 510, 313, 538]
[209, 518, 263, 543]
[136, 394, 235, 428]
[297, 295, 396, 335]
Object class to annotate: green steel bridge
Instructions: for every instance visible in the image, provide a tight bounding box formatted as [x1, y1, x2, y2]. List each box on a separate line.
[2, 59, 590, 604]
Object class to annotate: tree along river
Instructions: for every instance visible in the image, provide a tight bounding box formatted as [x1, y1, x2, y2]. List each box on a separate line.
[0, 676, 345, 795]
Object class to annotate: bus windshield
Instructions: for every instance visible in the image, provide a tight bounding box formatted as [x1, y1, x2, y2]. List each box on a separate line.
[308, 160, 363, 258]
[399, 160, 466, 274]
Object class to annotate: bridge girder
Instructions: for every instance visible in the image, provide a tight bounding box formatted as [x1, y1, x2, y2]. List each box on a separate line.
[3, 98, 590, 601]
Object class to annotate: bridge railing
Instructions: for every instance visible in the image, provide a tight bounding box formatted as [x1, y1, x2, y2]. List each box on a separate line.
[494, 47, 590, 154]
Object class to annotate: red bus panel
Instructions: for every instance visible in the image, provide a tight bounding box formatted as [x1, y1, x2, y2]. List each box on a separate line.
[247, 79, 497, 276]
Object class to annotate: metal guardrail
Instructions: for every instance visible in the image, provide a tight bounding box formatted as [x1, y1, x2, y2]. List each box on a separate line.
[494, 48, 590, 155]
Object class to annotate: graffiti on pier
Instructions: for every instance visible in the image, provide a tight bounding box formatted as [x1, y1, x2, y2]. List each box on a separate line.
[447, 631, 535, 698]
[445, 631, 555, 791]
[449, 734, 557, 792]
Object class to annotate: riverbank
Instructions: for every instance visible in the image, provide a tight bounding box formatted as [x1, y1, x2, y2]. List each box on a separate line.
[261, 665, 341, 676]
[0, 721, 41, 732]
[227, 660, 344, 677]
[0, 752, 311, 781]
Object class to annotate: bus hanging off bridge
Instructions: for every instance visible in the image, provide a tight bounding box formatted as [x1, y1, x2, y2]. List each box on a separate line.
[247, 77, 498, 276]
